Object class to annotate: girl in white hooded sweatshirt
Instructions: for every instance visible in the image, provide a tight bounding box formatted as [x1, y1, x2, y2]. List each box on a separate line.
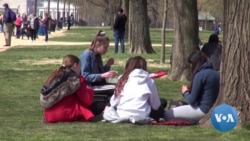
[103, 56, 166, 124]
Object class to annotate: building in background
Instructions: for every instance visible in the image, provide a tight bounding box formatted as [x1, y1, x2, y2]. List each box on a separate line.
[198, 11, 216, 31]
[37, 0, 75, 20]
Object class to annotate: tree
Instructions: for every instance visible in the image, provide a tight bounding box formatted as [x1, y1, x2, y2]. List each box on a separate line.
[147, 0, 159, 27]
[122, 0, 129, 40]
[109, 0, 122, 28]
[68, 0, 70, 16]
[168, 0, 199, 81]
[129, 0, 154, 54]
[160, 0, 169, 64]
[34, 0, 37, 16]
[200, 0, 250, 126]
[63, 0, 66, 25]
[57, 0, 59, 22]
[48, 0, 51, 14]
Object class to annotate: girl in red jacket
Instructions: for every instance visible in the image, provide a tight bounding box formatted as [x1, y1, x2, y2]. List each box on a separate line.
[41, 54, 95, 123]
[15, 14, 22, 38]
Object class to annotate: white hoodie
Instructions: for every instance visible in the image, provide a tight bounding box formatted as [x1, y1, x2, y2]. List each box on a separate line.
[109, 69, 161, 119]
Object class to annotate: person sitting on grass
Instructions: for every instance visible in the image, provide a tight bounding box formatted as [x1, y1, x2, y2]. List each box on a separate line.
[164, 51, 220, 124]
[79, 30, 117, 87]
[40, 54, 96, 123]
[103, 56, 167, 124]
[79, 30, 118, 116]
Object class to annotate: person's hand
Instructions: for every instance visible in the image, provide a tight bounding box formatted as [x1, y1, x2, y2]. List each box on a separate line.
[106, 58, 114, 66]
[101, 70, 117, 78]
[182, 85, 189, 94]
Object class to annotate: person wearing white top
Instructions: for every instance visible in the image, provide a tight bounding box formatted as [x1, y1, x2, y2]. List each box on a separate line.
[103, 56, 166, 124]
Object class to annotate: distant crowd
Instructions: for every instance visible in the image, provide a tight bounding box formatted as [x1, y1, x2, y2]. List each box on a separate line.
[0, 3, 74, 46]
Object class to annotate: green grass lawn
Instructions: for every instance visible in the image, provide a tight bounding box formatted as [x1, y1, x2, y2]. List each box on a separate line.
[0, 28, 247, 141]
[50, 26, 217, 44]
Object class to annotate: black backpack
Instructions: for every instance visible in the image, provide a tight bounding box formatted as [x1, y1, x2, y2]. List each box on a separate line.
[9, 9, 16, 22]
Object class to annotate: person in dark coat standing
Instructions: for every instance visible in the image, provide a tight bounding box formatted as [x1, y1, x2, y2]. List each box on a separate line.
[2, 3, 15, 46]
[113, 8, 127, 53]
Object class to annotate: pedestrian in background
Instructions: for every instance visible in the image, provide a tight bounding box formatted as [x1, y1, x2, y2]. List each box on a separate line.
[113, 8, 127, 53]
[2, 3, 15, 46]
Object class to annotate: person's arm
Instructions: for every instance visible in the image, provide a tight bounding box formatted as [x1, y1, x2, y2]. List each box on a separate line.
[110, 94, 120, 108]
[80, 51, 103, 83]
[148, 79, 161, 110]
[183, 74, 203, 105]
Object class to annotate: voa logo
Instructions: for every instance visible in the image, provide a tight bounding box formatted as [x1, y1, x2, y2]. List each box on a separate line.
[214, 113, 235, 123]
[210, 104, 238, 132]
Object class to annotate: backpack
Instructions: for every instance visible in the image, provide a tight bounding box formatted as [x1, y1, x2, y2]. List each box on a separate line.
[9, 10, 16, 22]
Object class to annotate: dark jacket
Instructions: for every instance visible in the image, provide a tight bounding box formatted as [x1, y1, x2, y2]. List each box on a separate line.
[79, 49, 110, 86]
[3, 8, 11, 23]
[183, 62, 220, 114]
[113, 14, 127, 32]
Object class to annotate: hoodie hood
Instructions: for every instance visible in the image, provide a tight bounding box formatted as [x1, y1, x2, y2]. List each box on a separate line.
[128, 69, 150, 84]
[199, 61, 214, 71]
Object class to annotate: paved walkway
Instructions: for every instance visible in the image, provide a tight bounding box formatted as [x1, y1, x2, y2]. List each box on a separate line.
[0, 29, 89, 52]
[0, 28, 171, 53]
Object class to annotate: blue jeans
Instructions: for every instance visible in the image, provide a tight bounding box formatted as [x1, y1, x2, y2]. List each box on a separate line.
[42, 26, 48, 42]
[114, 30, 125, 53]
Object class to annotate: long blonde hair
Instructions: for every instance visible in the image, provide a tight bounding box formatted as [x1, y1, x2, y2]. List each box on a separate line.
[44, 54, 80, 85]
[89, 30, 109, 51]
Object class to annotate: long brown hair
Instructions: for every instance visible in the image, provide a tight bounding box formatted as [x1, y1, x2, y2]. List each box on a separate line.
[44, 54, 80, 85]
[114, 56, 147, 97]
[188, 51, 208, 90]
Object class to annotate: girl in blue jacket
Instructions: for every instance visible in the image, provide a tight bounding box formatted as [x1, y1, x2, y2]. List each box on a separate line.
[164, 51, 220, 123]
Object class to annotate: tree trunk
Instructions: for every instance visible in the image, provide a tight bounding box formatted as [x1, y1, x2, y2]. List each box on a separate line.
[57, 0, 59, 24]
[169, 0, 198, 81]
[148, 0, 159, 28]
[109, 0, 122, 28]
[200, 0, 250, 127]
[122, 0, 129, 40]
[128, 0, 133, 44]
[68, 0, 71, 16]
[129, 0, 155, 54]
[48, 0, 51, 15]
[63, 0, 66, 25]
[34, 0, 37, 16]
[160, 0, 168, 64]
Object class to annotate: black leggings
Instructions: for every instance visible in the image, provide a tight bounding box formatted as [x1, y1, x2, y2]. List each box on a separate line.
[30, 29, 37, 41]
[149, 98, 167, 121]
[90, 89, 114, 116]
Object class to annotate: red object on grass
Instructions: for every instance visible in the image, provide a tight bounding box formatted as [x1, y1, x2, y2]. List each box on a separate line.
[150, 70, 168, 78]
[151, 119, 194, 126]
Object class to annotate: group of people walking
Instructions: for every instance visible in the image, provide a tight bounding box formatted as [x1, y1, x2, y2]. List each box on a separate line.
[1, 3, 51, 46]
